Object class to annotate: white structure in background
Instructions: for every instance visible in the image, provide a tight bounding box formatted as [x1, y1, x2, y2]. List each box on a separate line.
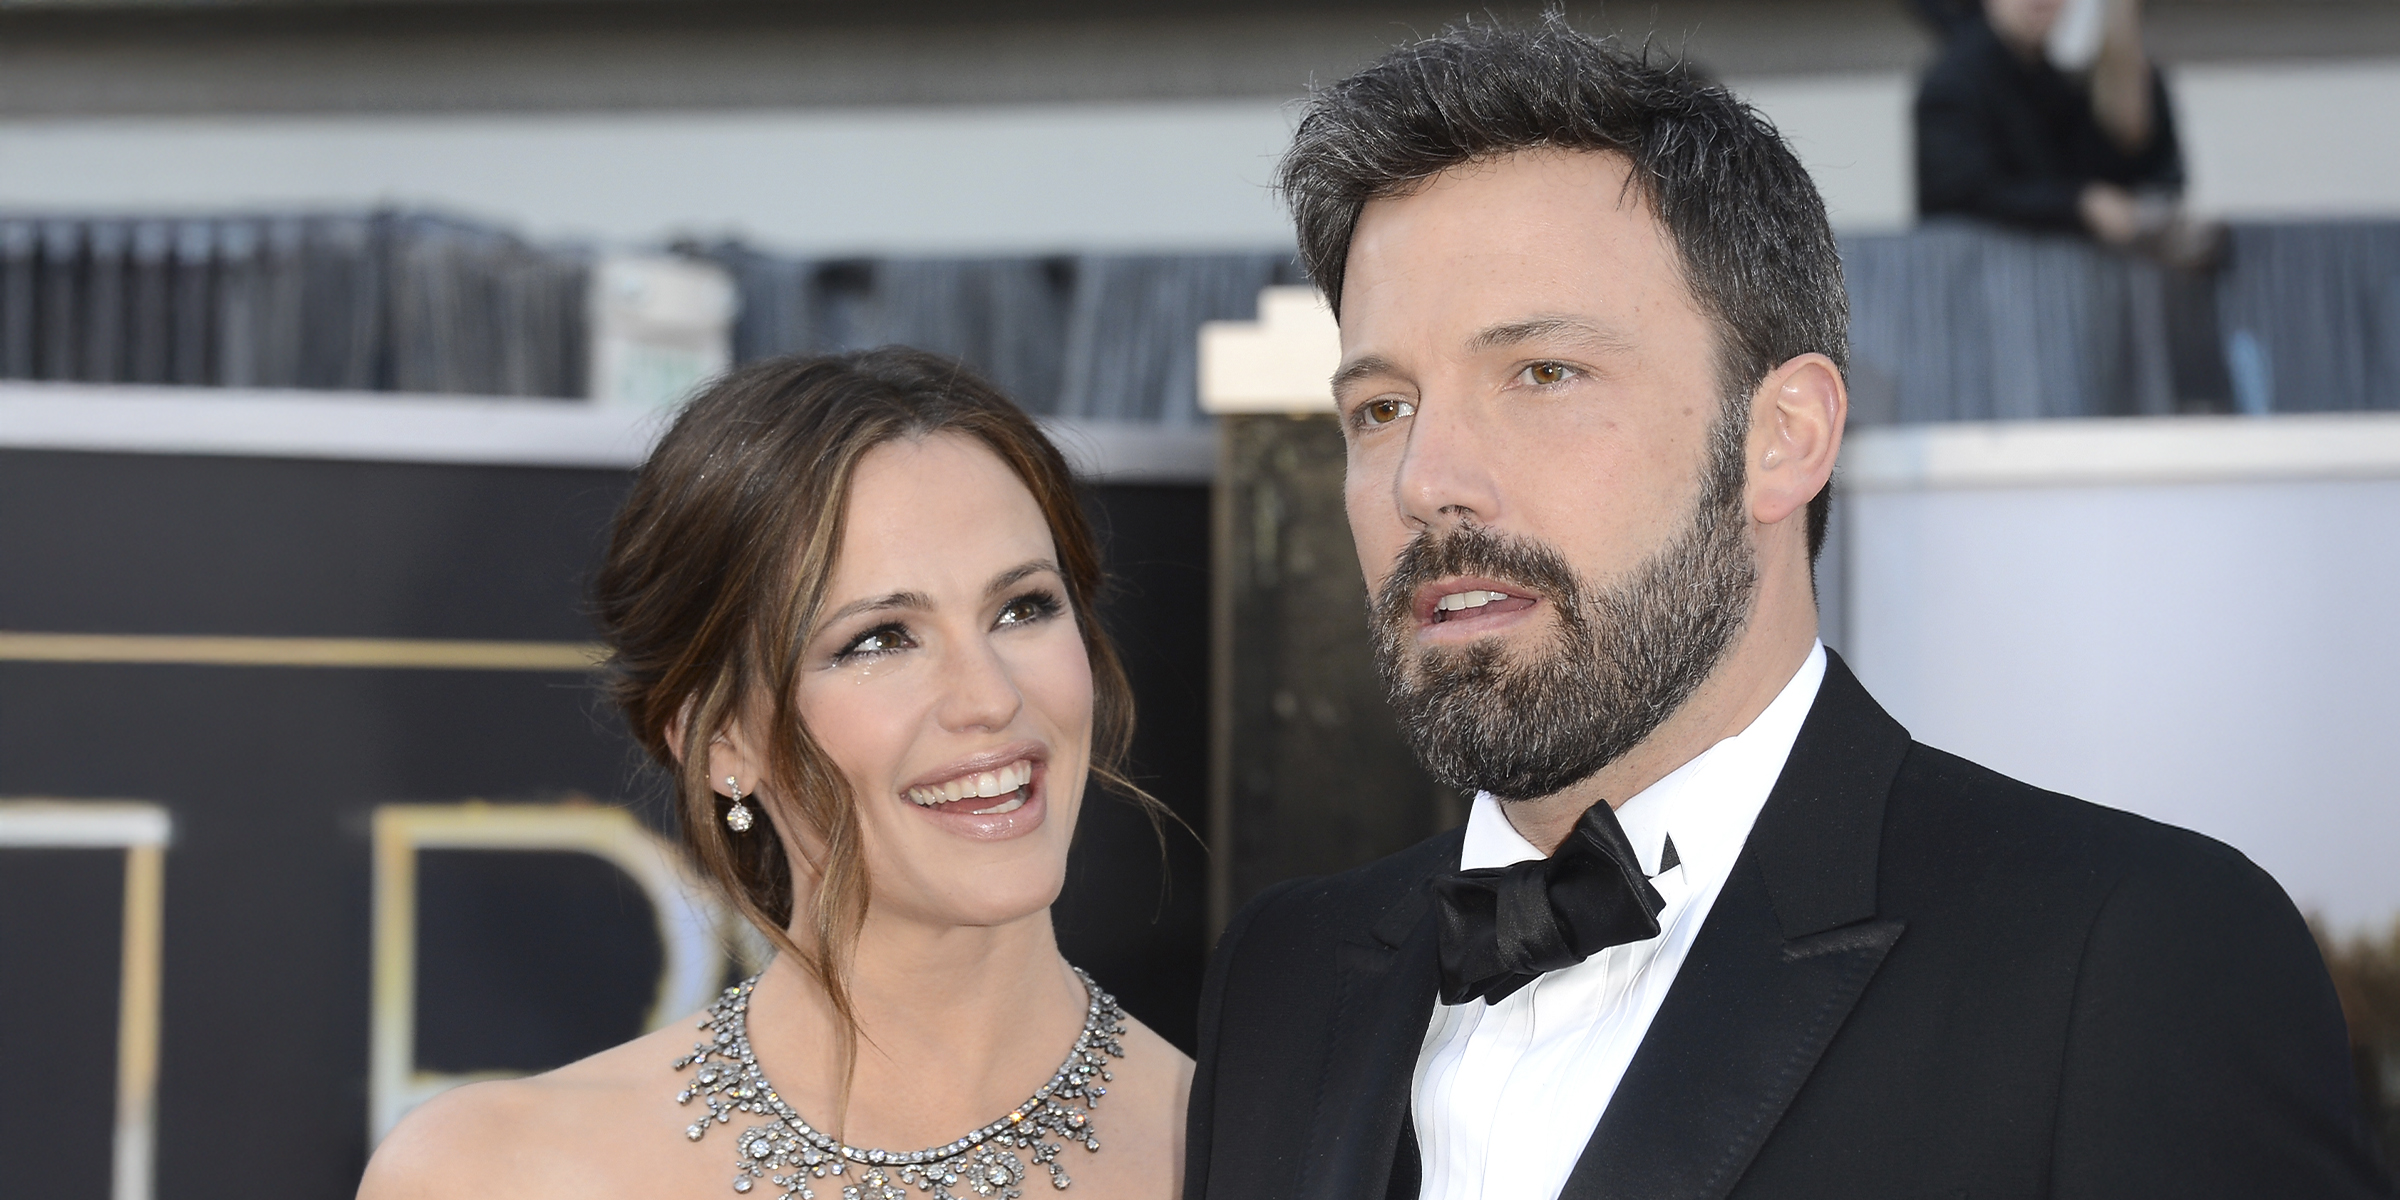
[4, 58, 2396, 252]
[1198, 286, 1338, 415]
[1200, 286, 2400, 934]
[0, 801, 172, 1200]
[1843, 415, 2400, 932]
[0, 381, 1216, 483]
[587, 253, 736, 410]
[368, 803, 744, 1142]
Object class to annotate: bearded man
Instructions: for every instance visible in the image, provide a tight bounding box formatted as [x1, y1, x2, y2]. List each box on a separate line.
[1183, 19, 2391, 1200]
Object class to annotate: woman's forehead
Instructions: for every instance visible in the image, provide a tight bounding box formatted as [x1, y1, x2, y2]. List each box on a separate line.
[831, 434, 1058, 597]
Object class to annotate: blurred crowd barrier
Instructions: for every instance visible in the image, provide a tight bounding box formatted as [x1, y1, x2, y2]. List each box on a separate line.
[696, 244, 1300, 424]
[1845, 218, 2400, 421]
[0, 212, 587, 398]
[0, 209, 1303, 423]
[12, 210, 2396, 429]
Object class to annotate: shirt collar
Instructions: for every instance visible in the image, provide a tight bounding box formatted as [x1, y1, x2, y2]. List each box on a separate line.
[1459, 641, 1828, 877]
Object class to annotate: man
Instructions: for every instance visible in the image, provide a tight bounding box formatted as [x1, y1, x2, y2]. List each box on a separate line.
[1185, 19, 2389, 1200]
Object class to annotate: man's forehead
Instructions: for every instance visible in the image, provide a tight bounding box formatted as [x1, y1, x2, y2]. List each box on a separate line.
[1353, 147, 1653, 249]
[1346, 153, 1676, 304]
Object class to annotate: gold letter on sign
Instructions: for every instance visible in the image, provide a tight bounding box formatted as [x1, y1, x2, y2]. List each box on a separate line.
[369, 802, 742, 1143]
[0, 800, 173, 1200]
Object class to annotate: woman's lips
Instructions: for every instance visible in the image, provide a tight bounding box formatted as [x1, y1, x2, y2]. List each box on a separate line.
[898, 746, 1051, 841]
[904, 758, 1034, 810]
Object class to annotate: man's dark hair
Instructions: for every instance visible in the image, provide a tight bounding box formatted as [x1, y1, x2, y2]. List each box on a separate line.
[1277, 16, 1846, 560]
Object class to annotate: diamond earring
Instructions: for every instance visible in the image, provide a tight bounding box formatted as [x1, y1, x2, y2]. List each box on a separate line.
[723, 776, 755, 834]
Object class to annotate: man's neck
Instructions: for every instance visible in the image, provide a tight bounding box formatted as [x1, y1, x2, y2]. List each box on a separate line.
[1500, 584, 1820, 854]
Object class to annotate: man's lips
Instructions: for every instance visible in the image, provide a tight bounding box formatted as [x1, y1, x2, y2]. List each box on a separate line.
[1411, 577, 1542, 628]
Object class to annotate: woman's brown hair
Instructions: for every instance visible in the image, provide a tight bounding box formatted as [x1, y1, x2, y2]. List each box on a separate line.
[590, 347, 1147, 1074]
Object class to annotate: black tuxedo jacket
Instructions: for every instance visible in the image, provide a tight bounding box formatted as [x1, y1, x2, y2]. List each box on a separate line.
[1185, 653, 2392, 1199]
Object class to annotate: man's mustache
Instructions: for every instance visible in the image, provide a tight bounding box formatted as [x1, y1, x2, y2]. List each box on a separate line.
[1373, 525, 1585, 630]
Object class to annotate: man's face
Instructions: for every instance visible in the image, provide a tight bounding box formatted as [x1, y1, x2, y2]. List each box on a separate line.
[1334, 149, 1757, 800]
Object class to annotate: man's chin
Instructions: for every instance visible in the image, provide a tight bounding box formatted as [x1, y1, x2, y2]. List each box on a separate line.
[1398, 633, 1544, 683]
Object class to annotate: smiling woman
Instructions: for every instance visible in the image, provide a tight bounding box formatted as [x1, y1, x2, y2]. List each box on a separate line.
[355, 348, 1191, 1200]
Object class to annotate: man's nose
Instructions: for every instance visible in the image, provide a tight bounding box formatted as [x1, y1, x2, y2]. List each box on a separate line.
[1393, 393, 1501, 533]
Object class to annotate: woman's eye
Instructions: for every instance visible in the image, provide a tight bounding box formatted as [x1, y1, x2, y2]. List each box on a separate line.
[1521, 362, 1577, 387]
[834, 625, 913, 662]
[1359, 397, 1417, 426]
[995, 591, 1064, 628]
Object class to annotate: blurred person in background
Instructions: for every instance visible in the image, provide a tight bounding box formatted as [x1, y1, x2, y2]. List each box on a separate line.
[1917, 0, 2234, 411]
[1917, 0, 2219, 267]
[359, 349, 1189, 1199]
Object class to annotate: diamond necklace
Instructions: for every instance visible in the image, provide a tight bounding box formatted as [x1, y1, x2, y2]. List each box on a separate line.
[675, 966, 1127, 1200]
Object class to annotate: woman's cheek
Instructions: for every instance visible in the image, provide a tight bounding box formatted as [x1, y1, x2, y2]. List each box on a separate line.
[1023, 629, 1095, 743]
[794, 673, 917, 801]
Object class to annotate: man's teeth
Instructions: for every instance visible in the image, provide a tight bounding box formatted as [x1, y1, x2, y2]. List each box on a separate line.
[905, 759, 1035, 807]
[1434, 590, 1512, 613]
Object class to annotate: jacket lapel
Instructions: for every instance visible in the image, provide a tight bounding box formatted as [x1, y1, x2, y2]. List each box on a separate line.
[1302, 862, 1447, 1200]
[1558, 652, 1912, 1200]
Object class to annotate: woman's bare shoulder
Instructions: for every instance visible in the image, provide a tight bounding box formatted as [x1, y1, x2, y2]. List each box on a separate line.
[1076, 1012, 1193, 1200]
[356, 1017, 712, 1200]
[1116, 1013, 1195, 1096]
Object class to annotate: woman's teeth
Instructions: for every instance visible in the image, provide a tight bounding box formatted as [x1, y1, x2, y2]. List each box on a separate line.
[905, 759, 1034, 809]
[969, 793, 1026, 815]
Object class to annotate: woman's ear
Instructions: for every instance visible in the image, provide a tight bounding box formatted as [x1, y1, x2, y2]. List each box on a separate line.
[665, 696, 765, 799]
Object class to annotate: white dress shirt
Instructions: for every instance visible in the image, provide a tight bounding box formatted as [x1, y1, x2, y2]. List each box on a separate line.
[1411, 642, 1828, 1200]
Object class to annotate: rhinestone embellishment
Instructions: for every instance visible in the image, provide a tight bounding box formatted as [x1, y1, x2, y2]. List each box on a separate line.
[674, 968, 1124, 1200]
[724, 778, 756, 834]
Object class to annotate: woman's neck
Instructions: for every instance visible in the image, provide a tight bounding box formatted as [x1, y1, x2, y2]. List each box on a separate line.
[740, 907, 1091, 1148]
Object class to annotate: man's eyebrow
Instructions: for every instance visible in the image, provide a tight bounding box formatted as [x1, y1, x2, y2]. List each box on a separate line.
[985, 559, 1061, 595]
[821, 590, 933, 626]
[1465, 315, 1633, 355]
[1331, 353, 1406, 395]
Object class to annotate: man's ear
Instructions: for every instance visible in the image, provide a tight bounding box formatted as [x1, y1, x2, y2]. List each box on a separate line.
[1748, 353, 1846, 531]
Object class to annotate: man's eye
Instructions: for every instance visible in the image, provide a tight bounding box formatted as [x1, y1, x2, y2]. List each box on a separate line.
[1522, 362, 1576, 386]
[1361, 397, 1416, 426]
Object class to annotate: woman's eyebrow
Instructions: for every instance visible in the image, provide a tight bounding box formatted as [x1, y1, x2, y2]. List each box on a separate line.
[820, 560, 1059, 625]
[985, 559, 1062, 596]
[821, 590, 933, 626]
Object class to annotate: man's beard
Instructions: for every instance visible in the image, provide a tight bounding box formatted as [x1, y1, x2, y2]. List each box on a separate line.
[1368, 406, 1760, 802]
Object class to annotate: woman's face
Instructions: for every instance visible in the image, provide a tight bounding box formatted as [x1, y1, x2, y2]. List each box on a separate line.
[787, 432, 1095, 930]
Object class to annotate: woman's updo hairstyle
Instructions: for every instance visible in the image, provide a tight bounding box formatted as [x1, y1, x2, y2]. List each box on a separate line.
[591, 347, 1142, 1034]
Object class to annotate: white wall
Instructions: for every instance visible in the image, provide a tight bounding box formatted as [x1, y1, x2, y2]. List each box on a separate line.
[0, 102, 1301, 255]
[1841, 414, 2400, 933]
[2176, 58, 2400, 219]
[1732, 73, 1917, 232]
[1, 59, 2393, 253]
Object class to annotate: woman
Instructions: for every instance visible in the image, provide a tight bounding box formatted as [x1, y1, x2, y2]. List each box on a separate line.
[360, 348, 1191, 1199]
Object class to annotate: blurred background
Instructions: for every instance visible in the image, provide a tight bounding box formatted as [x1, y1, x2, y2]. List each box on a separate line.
[0, 0, 2395, 1195]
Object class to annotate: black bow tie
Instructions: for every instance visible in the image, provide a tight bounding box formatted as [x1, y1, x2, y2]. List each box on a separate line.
[1431, 801, 1666, 1005]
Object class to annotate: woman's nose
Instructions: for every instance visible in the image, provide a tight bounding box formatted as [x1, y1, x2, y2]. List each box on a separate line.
[935, 639, 1024, 733]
